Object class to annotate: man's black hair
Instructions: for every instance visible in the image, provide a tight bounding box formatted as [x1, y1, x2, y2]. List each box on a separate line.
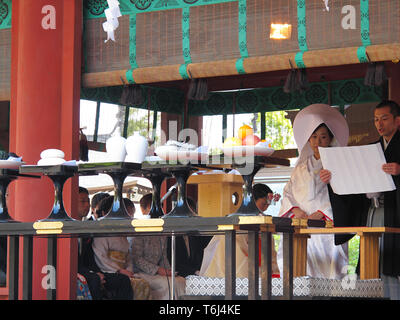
[375, 100, 400, 117]
[79, 186, 89, 195]
[91, 192, 110, 209]
[253, 183, 273, 201]
[139, 193, 153, 210]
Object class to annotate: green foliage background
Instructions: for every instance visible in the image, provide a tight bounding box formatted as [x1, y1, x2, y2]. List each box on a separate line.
[262, 111, 296, 150]
[243, 111, 296, 150]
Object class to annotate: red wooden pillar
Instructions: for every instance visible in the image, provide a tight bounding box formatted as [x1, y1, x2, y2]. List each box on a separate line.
[9, 0, 82, 299]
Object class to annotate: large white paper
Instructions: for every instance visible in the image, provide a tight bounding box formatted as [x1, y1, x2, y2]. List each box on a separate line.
[319, 143, 396, 195]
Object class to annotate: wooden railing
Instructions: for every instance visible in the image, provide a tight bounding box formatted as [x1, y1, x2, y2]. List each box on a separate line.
[0, 216, 333, 300]
[1, 215, 396, 300]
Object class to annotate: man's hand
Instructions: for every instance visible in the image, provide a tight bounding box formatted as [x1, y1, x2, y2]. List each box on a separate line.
[157, 267, 172, 276]
[382, 162, 400, 176]
[96, 272, 106, 285]
[308, 211, 324, 220]
[118, 269, 134, 278]
[320, 169, 331, 184]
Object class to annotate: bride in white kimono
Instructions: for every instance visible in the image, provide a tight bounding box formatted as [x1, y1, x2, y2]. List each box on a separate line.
[277, 104, 349, 279]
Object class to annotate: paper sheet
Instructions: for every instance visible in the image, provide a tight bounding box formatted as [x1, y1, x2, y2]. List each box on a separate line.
[319, 143, 396, 195]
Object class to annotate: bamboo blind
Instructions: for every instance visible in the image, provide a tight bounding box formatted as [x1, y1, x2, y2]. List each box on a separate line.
[0, 29, 10, 101]
[81, 0, 400, 87]
[1, 0, 400, 98]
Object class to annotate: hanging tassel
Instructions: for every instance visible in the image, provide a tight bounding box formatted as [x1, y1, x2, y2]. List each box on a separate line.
[364, 62, 376, 87]
[120, 84, 144, 106]
[374, 62, 387, 87]
[133, 85, 144, 105]
[284, 59, 299, 93]
[187, 79, 198, 100]
[284, 68, 309, 93]
[120, 85, 133, 105]
[197, 78, 209, 100]
[79, 129, 89, 162]
[298, 68, 309, 92]
[188, 78, 209, 100]
[283, 69, 297, 93]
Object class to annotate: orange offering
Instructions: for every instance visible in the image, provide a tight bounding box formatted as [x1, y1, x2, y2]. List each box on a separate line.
[238, 124, 253, 140]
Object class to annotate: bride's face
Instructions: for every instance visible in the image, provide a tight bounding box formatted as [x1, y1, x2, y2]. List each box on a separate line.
[308, 126, 332, 159]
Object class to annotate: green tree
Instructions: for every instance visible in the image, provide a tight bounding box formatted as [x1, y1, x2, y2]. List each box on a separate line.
[126, 108, 149, 137]
[348, 236, 360, 274]
[126, 108, 161, 142]
[256, 111, 296, 150]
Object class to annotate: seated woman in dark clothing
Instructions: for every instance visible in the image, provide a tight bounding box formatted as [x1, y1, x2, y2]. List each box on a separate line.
[78, 196, 133, 300]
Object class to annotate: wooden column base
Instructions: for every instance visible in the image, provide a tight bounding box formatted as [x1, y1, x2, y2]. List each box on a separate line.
[359, 232, 380, 280]
[293, 233, 309, 277]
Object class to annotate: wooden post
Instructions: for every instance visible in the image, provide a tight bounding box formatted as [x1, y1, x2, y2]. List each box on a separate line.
[247, 230, 259, 300]
[292, 232, 309, 277]
[225, 230, 236, 300]
[358, 231, 380, 280]
[282, 232, 293, 300]
[8, 236, 19, 300]
[260, 226, 273, 300]
[22, 236, 32, 300]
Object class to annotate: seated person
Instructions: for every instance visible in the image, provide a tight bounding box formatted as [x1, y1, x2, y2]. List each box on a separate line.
[166, 197, 212, 277]
[78, 196, 133, 300]
[89, 192, 110, 220]
[130, 194, 186, 300]
[137, 193, 152, 217]
[123, 197, 135, 217]
[78, 187, 91, 221]
[91, 196, 151, 300]
[199, 183, 281, 278]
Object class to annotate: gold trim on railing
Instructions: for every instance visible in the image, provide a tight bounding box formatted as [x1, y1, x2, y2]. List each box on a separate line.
[291, 218, 308, 227]
[134, 227, 164, 232]
[33, 221, 64, 234]
[217, 225, 235, 230]
[238, 215, 273, 225]
[325, 220, 333, 228]
[131, 218, 164, 227]
[131, 218, 164, 232]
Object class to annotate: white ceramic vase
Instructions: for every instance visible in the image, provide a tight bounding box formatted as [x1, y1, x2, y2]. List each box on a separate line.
[125, 132, 148, 163]
[106, 133, 127, 162]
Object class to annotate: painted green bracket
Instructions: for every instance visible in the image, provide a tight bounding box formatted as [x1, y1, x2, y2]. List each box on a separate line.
[235, 0, 248, 74]
[357, 0, 371, 63]
[126, 14, 138, 84]
[295, 0, 308, 68]
[179, 7, 192, 79]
